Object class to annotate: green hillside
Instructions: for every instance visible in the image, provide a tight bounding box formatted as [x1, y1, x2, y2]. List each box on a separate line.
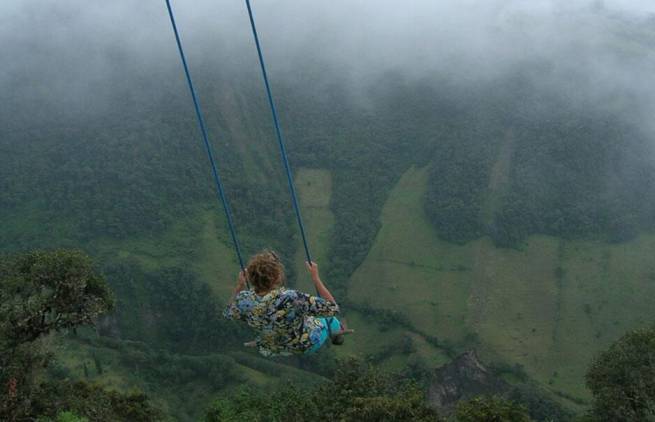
[349, 165, 655, 403]
[4, 6, 655, 419]
[293, 168, 335, 293]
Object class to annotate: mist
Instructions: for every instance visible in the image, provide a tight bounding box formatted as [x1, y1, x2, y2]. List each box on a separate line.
[1, 0, 655, 132]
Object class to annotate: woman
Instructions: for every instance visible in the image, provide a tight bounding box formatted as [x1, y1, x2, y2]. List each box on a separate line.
[223, 250, 350, 357]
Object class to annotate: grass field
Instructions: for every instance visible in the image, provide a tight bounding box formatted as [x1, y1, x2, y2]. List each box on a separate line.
[348, 166, 474, 347]
[289, 168, 446, 368]
[293, 168, 336, 292]
[92, 206, 241, 300]
[348, 165, 655, 403]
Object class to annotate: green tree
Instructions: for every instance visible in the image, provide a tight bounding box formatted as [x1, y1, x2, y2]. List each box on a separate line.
[36, 382, 161, 422]
[585, 326, 655, 421]
[205, 359, 440, 422]
[56, 411, 89, 422]
[0, 250, 113, 419]
[0, 250, 114, 347]
[314, 359, 439, 422]
[37, 410, 89, 422]
[455, 395, 532, 422]
[205, 385, 315, 422]
[0, 250, 159, 421]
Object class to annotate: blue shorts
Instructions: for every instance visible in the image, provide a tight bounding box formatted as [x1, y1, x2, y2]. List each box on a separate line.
[306, 317, 342, 354]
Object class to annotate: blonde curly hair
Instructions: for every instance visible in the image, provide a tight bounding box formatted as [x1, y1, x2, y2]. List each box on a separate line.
[246, 250, 285, 293]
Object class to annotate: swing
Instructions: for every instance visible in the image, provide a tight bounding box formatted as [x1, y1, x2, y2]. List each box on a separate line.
[163, 0, 351, 351]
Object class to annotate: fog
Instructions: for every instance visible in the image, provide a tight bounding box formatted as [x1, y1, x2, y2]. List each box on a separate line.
[1, 0, 655, 129]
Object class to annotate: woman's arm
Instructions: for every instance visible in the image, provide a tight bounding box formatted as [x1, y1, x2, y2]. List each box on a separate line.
[306, 262, 336, 303]
[229, 271, 247, 300]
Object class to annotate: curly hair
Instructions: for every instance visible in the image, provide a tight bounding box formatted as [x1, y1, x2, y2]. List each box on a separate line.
[246, 250, 285, 293]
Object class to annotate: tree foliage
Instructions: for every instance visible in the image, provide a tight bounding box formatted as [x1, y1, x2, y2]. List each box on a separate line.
[0, 250, 114, 347]
[0, 250, 159, 421]
[31, 381, 161, 422]
[205, 359, 440, 422]
[101, 260, 248, 353]
[423, 71, 655, 248]
[586, 326, 655, 421]
[455, 395, 532, 422]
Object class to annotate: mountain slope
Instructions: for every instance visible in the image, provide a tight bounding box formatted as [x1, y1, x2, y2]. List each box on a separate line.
[349, 164, 655, 402]
[4, 11, 655, 418]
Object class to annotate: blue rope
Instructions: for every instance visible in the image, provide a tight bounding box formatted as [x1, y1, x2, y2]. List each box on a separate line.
[244, 0, 313, 266]
[164, 0, 246, 273]
[244, 2, 337, 346]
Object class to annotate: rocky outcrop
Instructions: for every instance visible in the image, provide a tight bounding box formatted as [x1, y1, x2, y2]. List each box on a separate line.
[427, 350, 509, 415]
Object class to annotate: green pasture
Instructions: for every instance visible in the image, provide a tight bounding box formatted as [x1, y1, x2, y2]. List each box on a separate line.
[348, 165, 655, 403]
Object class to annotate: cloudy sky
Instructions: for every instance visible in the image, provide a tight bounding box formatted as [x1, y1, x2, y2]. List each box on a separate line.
[1, 0, 653, 76]
[605, 0, 655, 13]
[2, 0, 655, 125]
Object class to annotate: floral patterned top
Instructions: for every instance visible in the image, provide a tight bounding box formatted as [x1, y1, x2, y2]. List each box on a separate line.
[224, 287, 339, 357]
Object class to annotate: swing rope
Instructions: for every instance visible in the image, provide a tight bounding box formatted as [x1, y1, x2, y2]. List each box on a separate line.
[244, 0, 313, 265]
[165, 0, 338, 326]
[164, 0, 247, 278]
[244, 1, 337, 342]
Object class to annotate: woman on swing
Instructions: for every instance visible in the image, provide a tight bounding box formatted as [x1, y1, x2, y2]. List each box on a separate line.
[224, 250, 351, 357]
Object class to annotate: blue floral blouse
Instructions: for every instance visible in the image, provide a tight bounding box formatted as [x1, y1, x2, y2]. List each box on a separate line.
[224, 287, 339, 356]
